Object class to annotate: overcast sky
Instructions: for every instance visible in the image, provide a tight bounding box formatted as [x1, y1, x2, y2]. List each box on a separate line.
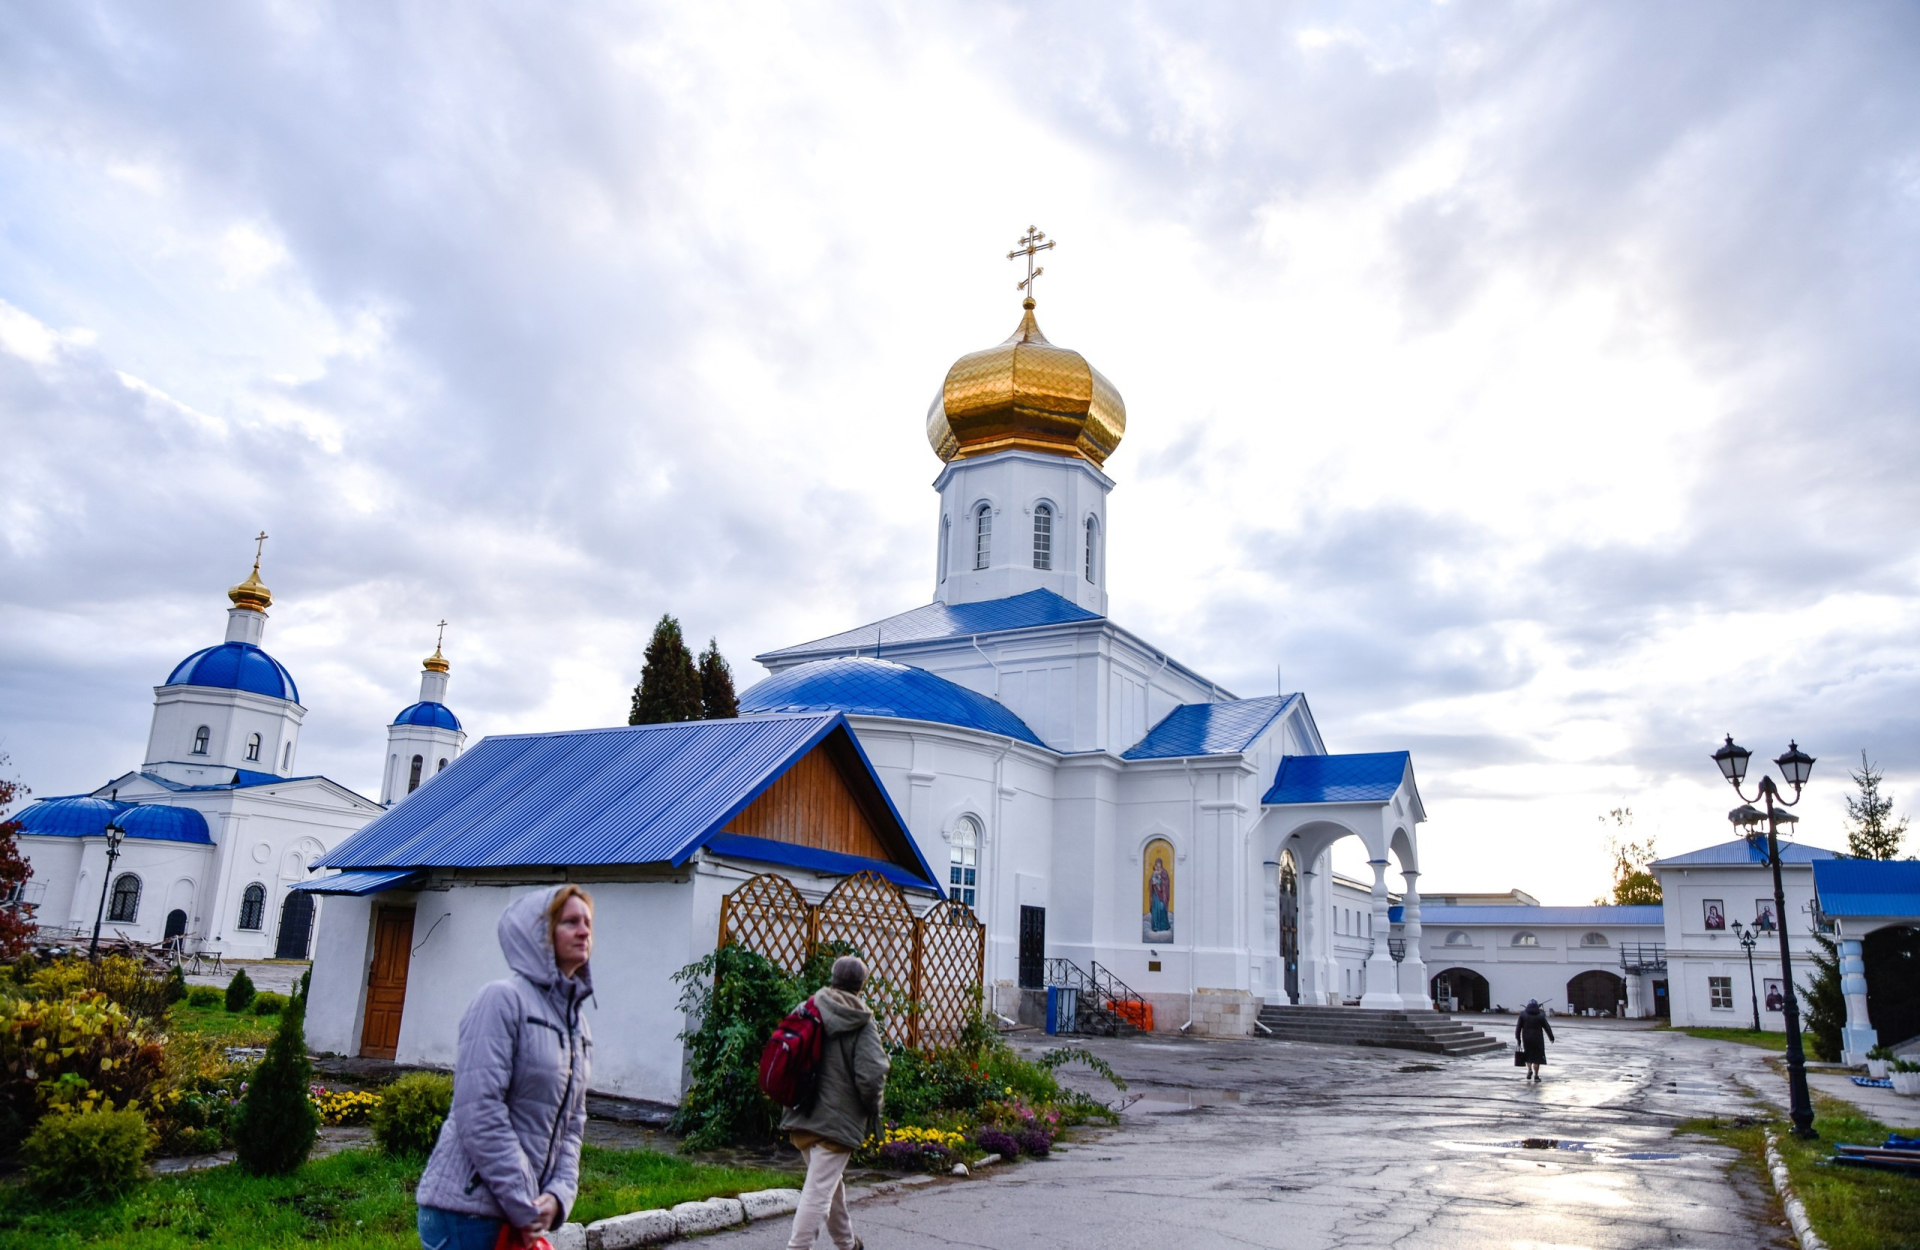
[3, 2, 1917, 903]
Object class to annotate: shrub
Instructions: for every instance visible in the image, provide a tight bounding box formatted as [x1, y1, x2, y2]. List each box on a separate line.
[0, 993, 165, 1151]
[670, 944, 816, 1149]
[224, 968, 256, 1013]
[21, 955, 172, 1024]
[185, 985, 223, 1008]
[251, 991, 288, 1016]
[150, 1030, 248, 1155]
[372, 1071, 453, 1157]
[231, 994, 317, 1175]
[22, 1105, 149, 1200]
[311, 1085, 380, 1126]
[1014, 1126, 1053, 1157]
[972, 1127, 1019, 1159]
[164, 963, 188, 1006]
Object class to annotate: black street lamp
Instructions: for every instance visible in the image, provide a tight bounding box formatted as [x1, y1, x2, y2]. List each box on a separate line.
[1712, 734, 1818, 1138]
[88, 814, 128, 960]
[1731, 919, 1761, 1033]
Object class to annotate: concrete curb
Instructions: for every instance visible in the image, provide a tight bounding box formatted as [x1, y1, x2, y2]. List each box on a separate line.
[1762, 1130, 1827, 1250]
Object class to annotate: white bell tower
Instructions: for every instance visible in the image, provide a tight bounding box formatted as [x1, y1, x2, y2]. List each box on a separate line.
[381, 622, 467, 805]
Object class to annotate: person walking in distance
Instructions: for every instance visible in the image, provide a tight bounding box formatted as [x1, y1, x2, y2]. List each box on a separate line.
[782, 956, 889, 1250]
[415, 885, 594, 1249]
[1515, 998, 1554, 1083]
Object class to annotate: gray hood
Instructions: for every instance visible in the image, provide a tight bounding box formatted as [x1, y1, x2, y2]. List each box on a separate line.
[812, 986, 872, 1036]
[497, 887, 594, 1016]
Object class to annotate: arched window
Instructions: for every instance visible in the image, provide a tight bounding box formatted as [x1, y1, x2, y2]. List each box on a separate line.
[108, 873, 142, 923]
[438, 758, 449, 773]
[949, 816, 981, 909]
[408, 755, 424, 794]
[1581, 931, 1609, 947]
[238, 883, 267, 930]
[974, 505, 992, 570]
[1032, 504, 1052, 570]
[282, 741, 293, 770]
[1445, 930, 1471, 947]
[245, 732, 261, 762]
[1084, 515, 1099, 583]
[192, 725, 211, 755]
[939, 515, 950, 583]
[1512, 931, 1540, 947]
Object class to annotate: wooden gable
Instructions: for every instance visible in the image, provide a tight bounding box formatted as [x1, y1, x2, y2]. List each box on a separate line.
[723, 732, 895, 862]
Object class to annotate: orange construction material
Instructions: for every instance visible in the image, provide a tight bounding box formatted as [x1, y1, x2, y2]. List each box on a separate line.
[1110, 999, 1154, 1032]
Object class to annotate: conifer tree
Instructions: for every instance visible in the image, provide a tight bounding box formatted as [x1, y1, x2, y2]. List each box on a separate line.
[699, 638, 738, 720]
[0, 760, 34, 960]
[630, 614, 704, 725]
[233, 987, 319, 1174]
[1800, 928, 1845, 1061]
[1843, 751, 1908, 860]
[1594, 807, 1661, 905]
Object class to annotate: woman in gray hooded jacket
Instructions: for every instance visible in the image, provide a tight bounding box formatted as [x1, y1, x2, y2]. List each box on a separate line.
[416, 885, 594, 1250]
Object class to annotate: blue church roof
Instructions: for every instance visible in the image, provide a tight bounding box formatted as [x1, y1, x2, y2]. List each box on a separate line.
[1652, 837, 1841, 868]
[758, 590, 1101, 662]
[1812, 858, 1920, 918]
[740, 657, 1045, 747]
[1123, 695, 1300, 759]
[320, 712, 942, 891]
[12, 796, 213, 844]
[392, 702, 462, 731]
[1264, 752, 1414, 805]
[165, 642, 299, 703]
[1398, 904, 1664, 926]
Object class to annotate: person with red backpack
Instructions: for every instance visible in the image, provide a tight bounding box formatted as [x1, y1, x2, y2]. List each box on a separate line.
[770, 955, 888, 1250]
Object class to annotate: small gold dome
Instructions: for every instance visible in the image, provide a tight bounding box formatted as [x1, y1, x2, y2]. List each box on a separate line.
[927, 299, 1125, 466]
[423, 644, 450, 673]
[228, 563, 272, 613]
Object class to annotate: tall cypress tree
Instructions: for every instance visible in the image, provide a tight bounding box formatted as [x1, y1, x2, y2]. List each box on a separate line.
[233, 986, 319, 1174]
[699, 639, 738, 720]
[630, 615, 704, 724]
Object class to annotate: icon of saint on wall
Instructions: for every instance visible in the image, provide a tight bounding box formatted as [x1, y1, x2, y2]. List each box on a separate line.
[1703, 899, 1725, 931]
[1143, 837, 1175, 943]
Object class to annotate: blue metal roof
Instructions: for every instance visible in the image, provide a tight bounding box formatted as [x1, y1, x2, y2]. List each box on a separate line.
[758, 590, 1101, 661]
[705, 833, 940, 894]
[1812, 859, 1920, 919]
[136, 768, 315, 792]
[393, 701, 463, 731]
[1123, 695, 1299, 759]
[1652, 837, 1841, 868]
[1264, 752, 1413, 805]
[12, 797, 213, 845]
[165, 642, 299, 702]
[1399, 904, 1664, 926]
[320, 713, 942, 890]
[739, 657, 1044, 747]
[291, 869, 424, 896]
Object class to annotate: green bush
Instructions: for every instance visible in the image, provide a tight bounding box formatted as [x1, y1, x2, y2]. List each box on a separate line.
[22, 955, 172, 1024]
[251, 991, 288, 1016]
[1801, 929, 1845, 1062]
[22, 1105, 149, 1200]
[185, 984, 224, 1008]
[232, 995, 317, 1175]
[224, 968, 256, 1014]
[0, 993, 166, 1152]
[670, 944, 827, 1149]
[164, 963, 188, 1005]
[372, 1071, 453, 1158]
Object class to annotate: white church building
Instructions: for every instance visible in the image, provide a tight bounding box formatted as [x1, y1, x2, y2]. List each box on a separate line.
[304, 287, 1438, 1103]
[12, 554, 466, 960]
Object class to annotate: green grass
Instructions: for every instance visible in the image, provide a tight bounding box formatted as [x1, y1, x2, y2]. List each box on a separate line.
[1679, 1095, 1920, 1250]
[164, 1000, 276, 1047]
[1661, 1024, 1812, 1052]
[0, 1145, 796, 1248]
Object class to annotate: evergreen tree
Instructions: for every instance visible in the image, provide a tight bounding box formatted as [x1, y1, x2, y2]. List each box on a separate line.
[225, 966, 256, 1012]
[232, 989, 319, 1174]
[1843, 751, 1908, 860]
[1800, 927, 1845, 1062]
[699, 638, 739, 720]
[1594, 807, 1662, 905]
[0, 760, 34, 960]
[630, 615, 704, 725]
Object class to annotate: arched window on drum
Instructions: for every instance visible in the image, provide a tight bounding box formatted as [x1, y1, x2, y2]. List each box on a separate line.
[949, 816, 981, 910]
[238, 883, 267, 930]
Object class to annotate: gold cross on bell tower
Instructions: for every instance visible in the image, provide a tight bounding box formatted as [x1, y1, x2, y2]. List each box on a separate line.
[251, 530, 269, 571]
[435, 619, 448, 649]
[1007, 226, 1055, 301]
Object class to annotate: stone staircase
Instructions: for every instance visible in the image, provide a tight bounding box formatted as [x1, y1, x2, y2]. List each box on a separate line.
[1255, 1004, 1507, 1057]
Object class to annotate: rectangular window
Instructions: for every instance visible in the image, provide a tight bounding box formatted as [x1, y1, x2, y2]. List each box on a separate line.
[1032, 507, 1052, 570]
[974, 509, 992, 570]
[1709, 976, 1734, 1010]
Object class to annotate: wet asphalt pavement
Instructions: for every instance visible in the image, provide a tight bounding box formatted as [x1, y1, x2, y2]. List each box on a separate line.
[713, 1018, 1791, 1249]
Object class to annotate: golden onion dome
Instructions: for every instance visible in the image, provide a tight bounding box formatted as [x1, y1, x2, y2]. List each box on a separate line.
[927, 298, 1125, 466]
[228, 561, 273, 613]
[423, 644, 450, 673]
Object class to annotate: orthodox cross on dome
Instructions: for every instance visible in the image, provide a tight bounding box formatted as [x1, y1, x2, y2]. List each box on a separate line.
[435, 619, 448, 650]
[424, 618, 451, 672]
[252, 530, 269, 571]
[1007, 226, 1054, 301]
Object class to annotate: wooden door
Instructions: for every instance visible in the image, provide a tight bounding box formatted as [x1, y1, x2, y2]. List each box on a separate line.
[360, 906, 415, 1059]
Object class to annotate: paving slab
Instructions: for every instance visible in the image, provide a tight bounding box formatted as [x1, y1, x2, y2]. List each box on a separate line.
[709, 1020, 1793, 1249]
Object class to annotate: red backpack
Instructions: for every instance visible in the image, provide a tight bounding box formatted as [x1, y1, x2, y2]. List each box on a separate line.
[759, 997, 827, 1108]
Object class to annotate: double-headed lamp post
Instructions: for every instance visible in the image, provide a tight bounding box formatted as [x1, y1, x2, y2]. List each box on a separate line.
[1712, 735, 1817, 1139]
[88, 815, 128, 961]
[1730, 919, 1761, 1033]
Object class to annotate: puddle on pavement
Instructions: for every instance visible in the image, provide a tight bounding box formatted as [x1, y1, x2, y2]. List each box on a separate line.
[1434, 1137, 1689, 1163]
[1120, 1085, 1246, 1115]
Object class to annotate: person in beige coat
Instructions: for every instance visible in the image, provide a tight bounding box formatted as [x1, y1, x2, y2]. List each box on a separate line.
[780, 955, 889, 1250]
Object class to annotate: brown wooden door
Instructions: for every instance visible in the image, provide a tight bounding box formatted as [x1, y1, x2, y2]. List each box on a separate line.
[360, 906, 415, 1059]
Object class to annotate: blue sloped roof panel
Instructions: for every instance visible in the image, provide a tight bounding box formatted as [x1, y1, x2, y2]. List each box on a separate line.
[705, 833, 939, 892]
[759, 589, 1101, 661]
[739, 657, 1044, 747]
[320, 714, 942, 891]
[1264, 752, 1412, 805]
[1651, 837, 1841, 868]
[393, 701, 462, 731]
[1400, 904, 1665, 926]
[13, 797, 212, 845]
[1123, 695, 1299, 759]
[290, 869, 424, 895]
[1812, 859, 1920, 918]
[165, 642, 299, 702]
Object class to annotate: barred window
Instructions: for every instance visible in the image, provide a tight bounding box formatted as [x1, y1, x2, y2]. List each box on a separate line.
[1709, 976, 1734, 1010]
[408, 755, 424, 794]
[108, 873, 142, 923]
[192, 725, 210, 755]
[239, 883, 267, 930]
[974, 505, 992, 570]
[949, 816, 981, 910]
[1032, 505, 1053, 570]
[245, 732, 261, 762]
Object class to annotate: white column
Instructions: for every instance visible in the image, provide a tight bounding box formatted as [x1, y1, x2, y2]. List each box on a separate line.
[1839, 935, 1878, 1065]
[1625, 974, 1644, 1019]
[1399, 871, 1430, 1010]
[1360, 858, 1400, 1009]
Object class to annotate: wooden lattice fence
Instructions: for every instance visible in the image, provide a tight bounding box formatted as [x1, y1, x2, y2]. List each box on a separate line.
[716, 870, 986, 1050]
